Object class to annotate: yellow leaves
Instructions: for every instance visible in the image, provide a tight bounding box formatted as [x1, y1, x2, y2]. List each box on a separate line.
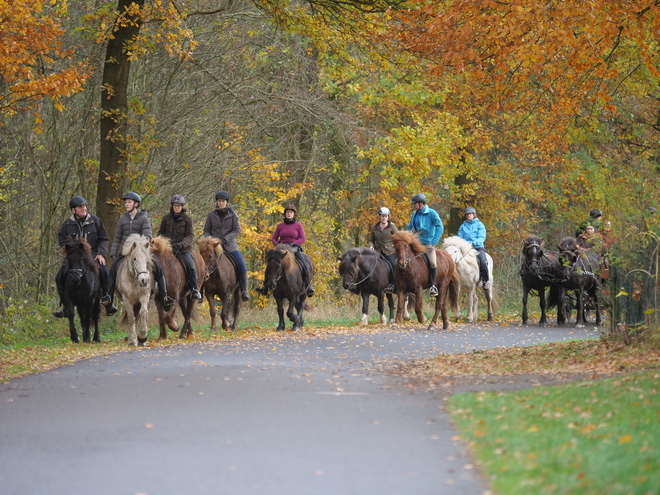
[619, 434, 633, 444]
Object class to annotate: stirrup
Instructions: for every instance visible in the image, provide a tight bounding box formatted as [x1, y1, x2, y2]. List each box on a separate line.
[255, 286, 268, 296]
[101, 294, 111, 305]
[105, 305, 118, 317]
[306, 286, 316, 297]
[241, 291, 250, 302]
[191, 289, 202, 300]
[163, 295, 175, 311]
[53, 308, 72, 319]
[429, 285, 439, 297]
[384, 284, 395, 294]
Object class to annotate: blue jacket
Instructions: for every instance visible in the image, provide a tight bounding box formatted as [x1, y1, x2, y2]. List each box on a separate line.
[407, 205, 443, 246]
[458, 218, 486, 248]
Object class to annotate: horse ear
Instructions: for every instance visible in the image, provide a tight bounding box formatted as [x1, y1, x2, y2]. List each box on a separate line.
[336, 256, 343, 261]
[277, 251, 288, 260]
[143, 239, 151, 250]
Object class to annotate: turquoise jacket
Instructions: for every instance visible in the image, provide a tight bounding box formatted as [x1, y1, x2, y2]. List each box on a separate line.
[407, 205, 443, 245]
[458, 218, 486, 249]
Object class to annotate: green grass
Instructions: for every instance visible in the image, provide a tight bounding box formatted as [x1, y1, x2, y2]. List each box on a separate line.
[448, 372, 660, 495]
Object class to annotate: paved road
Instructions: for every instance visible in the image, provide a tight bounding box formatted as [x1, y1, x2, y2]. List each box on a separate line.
[1, 323, 599, 495]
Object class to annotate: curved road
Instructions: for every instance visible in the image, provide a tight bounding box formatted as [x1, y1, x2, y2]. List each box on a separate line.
[1, 323, 598, 495]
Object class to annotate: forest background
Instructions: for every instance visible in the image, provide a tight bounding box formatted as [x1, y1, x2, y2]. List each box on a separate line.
[1, 0, 659, 318]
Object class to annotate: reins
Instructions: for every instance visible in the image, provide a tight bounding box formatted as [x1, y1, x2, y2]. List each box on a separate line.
[348, 254, 381, 288]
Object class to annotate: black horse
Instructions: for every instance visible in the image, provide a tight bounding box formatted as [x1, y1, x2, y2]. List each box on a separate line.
[554, 237, 602, 327]
[338, 248, 396, 325]
[262, 245, 315, 331]
[61, 238, 102, 343]
[520, 235, 564, 326]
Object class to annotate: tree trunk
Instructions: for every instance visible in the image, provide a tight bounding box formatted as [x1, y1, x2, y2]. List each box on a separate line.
[96, 0, 145, 247]
[448, 173, 473, 235]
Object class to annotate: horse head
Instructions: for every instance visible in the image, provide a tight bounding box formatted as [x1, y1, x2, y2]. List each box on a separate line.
[122, 234, 152, 288]
[558, 237, 585, 277]
[264, 246, 293, 291]
[63, 238, 96, 286]
[196, 237, 223, 272]
[392, 231, 423, 268]
[523, 235, 545, 274]
[338, 249, 361, 291]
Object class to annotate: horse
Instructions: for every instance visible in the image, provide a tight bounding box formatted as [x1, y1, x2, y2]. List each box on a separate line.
[554, 237, 602, 328]
[151, 236, 205, 340]
[519, 235, 566, 326]
[391, 231, 459, 331]
[442, 236, 494, 323]
[115, 233, 154, 346]
[262, 244, 314, 331]
[338, 248, 396, 325]
[197, 237, 242, 332]
[60, 238, 102, 343]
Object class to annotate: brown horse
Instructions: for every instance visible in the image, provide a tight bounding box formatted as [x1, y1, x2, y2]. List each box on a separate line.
[391, 231, 459, 331]
[196, 237, 242, 332]
[151, 236, 205, 339]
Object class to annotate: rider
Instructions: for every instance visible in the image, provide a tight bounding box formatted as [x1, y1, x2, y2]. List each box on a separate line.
[53, 195, 117, 318]
[407, 193, 444, 297]
[368, 206, 398, 293]
[107, 192, 175, 311]
[576, 208, 604, 237]
[256, 204, 315, 297]
[458, 206, 490, 290]
[203, 191, 250, 302]
[157, 195, 202, 301]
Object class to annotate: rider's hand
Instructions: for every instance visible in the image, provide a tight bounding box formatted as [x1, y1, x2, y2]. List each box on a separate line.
[95, 254, 106, 265]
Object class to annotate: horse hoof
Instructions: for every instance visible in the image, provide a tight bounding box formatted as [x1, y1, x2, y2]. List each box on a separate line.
[128, 342, 137, 347]
[276, 327, 285, 332]
[388, 318, 395, 325]
[70, 338, 80, 344]
[403, 316, 411, 321]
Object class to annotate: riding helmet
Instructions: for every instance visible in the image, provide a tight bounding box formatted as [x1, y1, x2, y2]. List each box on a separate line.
[122, 192, 142, 204]
[411, 193, 427, 204]
[69, 196, 87, 209]
[589, 208, 603, 219]
[171, 194, 186, 205]
[464, 206, 477, 216]
[215, 191, 230, 201]
[284, 204, 297, 214]
[377, 207, 390, 216]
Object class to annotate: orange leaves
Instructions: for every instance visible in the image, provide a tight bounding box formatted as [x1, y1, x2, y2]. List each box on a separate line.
[0, 0, 90, 119]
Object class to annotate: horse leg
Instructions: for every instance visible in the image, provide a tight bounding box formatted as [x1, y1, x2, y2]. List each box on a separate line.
[206, 292, 218, 331]
[67, 308, 80, 344]
[538, 288, 547, 327]
[376, 292, 387, 325]
[403, 294, 412, 321]
[293, 297, 305, 331]
[179, 300, 192, 339]
[136, 301, 149, 346]
[80, 305, 92, 344]
[386, 293, 395, 324]
[360, 292, 369, 325]
[125, 302, 138, 346]
[287, 298, 301, 330]
[466, 286, 477, 323]
[231, 290, 241, 332]
[393, 289, 406, 326]
[521, 285, 529, 324]
[429, 285, 448, 331]
[276, 297, 286, 331]
[594, 289, 602, 326]
[414, 289, 426, 324]
[92, 300, 101, 343]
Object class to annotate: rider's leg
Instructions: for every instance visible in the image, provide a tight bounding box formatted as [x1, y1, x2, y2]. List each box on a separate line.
[182, 252, 202, 300]
[98, 263, 118, 316]
[152, 256, 175, 310]
[52, 260, 73, 318]
[227, 250, 250, 301]
[476, 247, 490, 288]
[426, 246, 438, 297]
[385, 252, 397, 293]
[295, 250, 315, 297]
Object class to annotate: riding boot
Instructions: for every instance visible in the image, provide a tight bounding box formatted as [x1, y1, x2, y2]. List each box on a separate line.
[302, 263, 315, 297]
[98, 264, 118, 316]
[239, 270, 250, 302]
[184, 253, 202, 300]
[428, 266, 438, 297]
[153, 259, 175, 310]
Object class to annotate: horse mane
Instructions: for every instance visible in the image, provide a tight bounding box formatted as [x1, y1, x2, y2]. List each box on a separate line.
[339, 247, 377, 271]
[269, 245, 296, 273]
[442, 236, 478, 270]
[197, 236, 224, 257]
[151, 236, 173, 256]
[61, 238, 99, 273]
[392, 230, 425, 255]
[121, 233, 152, 259]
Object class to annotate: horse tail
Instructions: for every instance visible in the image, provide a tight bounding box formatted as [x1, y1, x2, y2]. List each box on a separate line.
[547, 283, 560, 310]
[448, 270, 460, 315]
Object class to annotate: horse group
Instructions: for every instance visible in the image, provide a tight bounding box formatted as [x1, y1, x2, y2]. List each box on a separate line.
[520, 234, 602, 328]
[339, 232, 494, 331]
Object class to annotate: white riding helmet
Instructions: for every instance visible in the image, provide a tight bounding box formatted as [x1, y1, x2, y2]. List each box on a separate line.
[377, 207, 390, 216]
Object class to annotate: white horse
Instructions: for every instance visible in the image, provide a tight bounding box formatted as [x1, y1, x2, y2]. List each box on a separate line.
[442, 236, 494, 323]
[115, 234, 154, 346]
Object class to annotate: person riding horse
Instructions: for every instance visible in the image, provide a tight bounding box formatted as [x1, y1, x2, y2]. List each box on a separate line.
[53, 195, 116, 318]
[406, 193, 444, 297]
[106, 192, 175, 312]
[256, 204, 315, 297]
[458, 206, 490, 290]
[368, 206, 398, 294]
[157, 194, 202, 301]
[203, 191, 250, 302]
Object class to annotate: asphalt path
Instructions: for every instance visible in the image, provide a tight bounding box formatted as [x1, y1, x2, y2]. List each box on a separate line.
[1, 323, 600, 495]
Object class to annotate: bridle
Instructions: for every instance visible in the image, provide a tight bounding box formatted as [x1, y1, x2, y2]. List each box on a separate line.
[129, 256, 149, 280]
[346, 254, 380, 289]
[397, 248, 425, 268]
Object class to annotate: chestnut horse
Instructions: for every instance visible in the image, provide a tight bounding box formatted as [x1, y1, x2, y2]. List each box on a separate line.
[391, 231, 459, 331]
[197, 237, 242, 332]
[151, 236, 205, 339]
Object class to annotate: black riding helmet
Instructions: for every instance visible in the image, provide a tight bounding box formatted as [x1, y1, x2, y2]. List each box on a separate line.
[215, 191, 229, 201]
[69, 196, 87, 209]
[411, 193, 427, 204]
[122, 192, 141, 205]
[589, 208, 603, 219]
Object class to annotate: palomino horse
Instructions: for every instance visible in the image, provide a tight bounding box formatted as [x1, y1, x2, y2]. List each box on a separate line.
[442, 236, 494, 323]
[338, 248, 396, 324]
[555, 237, 602, 327]
[61, 238, 102, 343]
[115, 233, 154, 346]
[196, 237, 242, 332]
[391, 231, 459, 331]
[519, 235, 564, 326]
[262, 244, 314, 331]
[151, 236, 205, 339]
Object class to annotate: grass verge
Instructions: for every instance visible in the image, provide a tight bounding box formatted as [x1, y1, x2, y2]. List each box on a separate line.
[448, 372, 660, 495]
